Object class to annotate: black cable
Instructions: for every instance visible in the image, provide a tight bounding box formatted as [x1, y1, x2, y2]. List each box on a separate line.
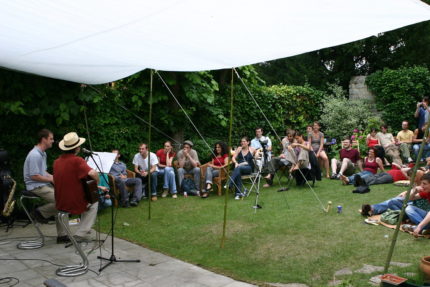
[0, 277, 19, 286]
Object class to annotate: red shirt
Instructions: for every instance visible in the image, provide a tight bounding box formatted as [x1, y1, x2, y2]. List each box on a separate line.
[368, 138, 379, 148]
[387, 165, 408, 182]
[419, 191, 430, 204]
[156, 149, 176, 166]
[53, 154, 92, 215]
[213, 154, 228, 167]
[363, 157, 379, 174]
[339, 148, 360, 164]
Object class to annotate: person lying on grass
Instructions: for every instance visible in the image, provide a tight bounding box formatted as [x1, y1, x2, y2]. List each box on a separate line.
[340, 148, 385, 185]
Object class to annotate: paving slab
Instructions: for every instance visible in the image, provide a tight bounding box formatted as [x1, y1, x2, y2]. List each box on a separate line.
[0, 222, 256, 287]
[354, 264, 384, 274]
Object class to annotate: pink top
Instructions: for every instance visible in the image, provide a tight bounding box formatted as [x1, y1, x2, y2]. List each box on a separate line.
[367, 138, 379, 148]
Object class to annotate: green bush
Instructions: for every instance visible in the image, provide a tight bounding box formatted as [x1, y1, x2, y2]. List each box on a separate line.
[366, 66, 430, 129]
[319, 87, 382, 142]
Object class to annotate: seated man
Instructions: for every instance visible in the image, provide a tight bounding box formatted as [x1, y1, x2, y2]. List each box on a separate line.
[412, 127, 430, 162]
[23, 129, 67, 243]
[264, 129, 295, 187]
[330, 138, 361, 179]
[377, 125, 402, 165]
[133, 143, 158, 201]
[250, 127, 272, 164]
[156, 141, 177, 198]
[54, 132, 99, 242]
[396, 120, 414, 163]
[177, 140, 200, 195]
[109, 149, 142, 207]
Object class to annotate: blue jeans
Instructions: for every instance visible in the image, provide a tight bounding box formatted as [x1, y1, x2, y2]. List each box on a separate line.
[229, 165, 252, 195]
[137, 172, 158, 196]
[158, 167, 177, 194]
[405, 205, 430, 229]
[413, 143, 430, 161]
[347, 170, 373, 185]
[372, 196, 404, 214]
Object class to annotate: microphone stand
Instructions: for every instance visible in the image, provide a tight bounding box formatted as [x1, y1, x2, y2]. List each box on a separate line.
[84, 151, 140, 272]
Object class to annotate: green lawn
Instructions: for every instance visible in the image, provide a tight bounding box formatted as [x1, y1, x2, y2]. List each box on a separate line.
[97, 177, 429, 286]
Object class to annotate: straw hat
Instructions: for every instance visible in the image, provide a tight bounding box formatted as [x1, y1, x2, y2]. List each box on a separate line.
[59, 132, 86, 151]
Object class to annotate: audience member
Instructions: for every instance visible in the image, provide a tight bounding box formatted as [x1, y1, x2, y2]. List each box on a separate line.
[412, 127, 430, 162]
[109, 149, 143, 207]
[177, 140, 201, 195]
[230, 137, 258, 200]
[156, 141, 177, 198]
[250, 127, 272, 163]
[133, 143, 159, 201]
[396, 121, 414, 163]
[340, 148, 384, 185]
[308, 122, 329, 178]
[330, 138, 361, 179]
[264, 129, 295, 187]
[414, 96, 430, 130]
[377, 125, 402, 165]
[202, 141, 229, 198]
[97, 173, 112, 210]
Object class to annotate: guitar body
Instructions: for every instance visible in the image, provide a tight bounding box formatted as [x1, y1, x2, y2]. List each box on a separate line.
[82, 179, 98, 204]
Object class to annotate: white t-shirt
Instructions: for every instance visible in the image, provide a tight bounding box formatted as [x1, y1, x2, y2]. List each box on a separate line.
[132, 152, 159, 172]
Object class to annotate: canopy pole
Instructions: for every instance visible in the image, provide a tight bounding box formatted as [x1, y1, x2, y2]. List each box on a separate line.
[383, 121, 430, 274]
[220, 68, 234, 248]
[147, 70, 154, 220]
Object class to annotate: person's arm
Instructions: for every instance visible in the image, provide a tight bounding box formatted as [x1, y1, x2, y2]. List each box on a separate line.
[177, 151, 185, 168]
[134, 164, 140, 175]
[150, 164, 157, 173]
[366, 134, 371, 146]
[317, 134, 324, 156]
[412, 129, 422, 143]
[30, 173, 53, 184]
[88, 169, 100, 184]
[415, 102, 421, 118]
[166, 152, 174, 167]
[232, 148, 240, 167]
[187, 150, 199, 168]
[414, 212, 430, 236]
[267, 138, 272, 151]
[376, 157, 385, 172]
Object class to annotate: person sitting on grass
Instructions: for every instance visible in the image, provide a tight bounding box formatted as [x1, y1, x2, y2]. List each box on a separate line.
[396, 120, 414, 163]
[330, 138, 361, 180]
[359, 163, 413, 186]
[264, 129, 295, 187]
[377, 125, 402, 166]
[401, 173, 430, 236]
[340, 148, 385, 185]
[230, 137, 258, 200]
[202, 141, 229, 198]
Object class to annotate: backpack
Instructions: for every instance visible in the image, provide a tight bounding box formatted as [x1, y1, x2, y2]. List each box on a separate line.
[181, 178, 198, 195]
[380, 209, 401, 225]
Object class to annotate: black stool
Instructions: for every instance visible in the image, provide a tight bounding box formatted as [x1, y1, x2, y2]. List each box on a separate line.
[56, 211, 88, 277]
[17, 190, 45, 249]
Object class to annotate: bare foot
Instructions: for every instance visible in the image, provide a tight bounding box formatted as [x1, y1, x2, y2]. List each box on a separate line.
[340, 175, 349, 185]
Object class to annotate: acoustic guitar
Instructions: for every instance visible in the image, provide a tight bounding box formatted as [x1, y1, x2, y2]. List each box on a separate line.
[82, 179, 99, 204]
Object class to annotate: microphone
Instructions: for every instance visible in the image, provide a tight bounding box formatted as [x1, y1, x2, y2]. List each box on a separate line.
[82, 148, 96, 155]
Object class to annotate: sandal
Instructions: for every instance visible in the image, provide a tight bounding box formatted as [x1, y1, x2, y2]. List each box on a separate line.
[201, 192, 209, 198]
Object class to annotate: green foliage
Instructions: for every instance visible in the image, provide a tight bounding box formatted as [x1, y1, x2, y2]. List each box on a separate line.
[319, 86, 382, 142]
[366, 66, 430, 129]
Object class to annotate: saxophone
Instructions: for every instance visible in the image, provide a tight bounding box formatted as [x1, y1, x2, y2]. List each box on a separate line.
[2, 176, 16, 217]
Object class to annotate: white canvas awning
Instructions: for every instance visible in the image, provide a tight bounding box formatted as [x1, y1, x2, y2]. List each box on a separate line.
[1, 0, 430, 84]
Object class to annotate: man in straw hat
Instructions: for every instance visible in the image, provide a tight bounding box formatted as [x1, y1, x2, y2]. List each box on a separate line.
[53, 132, 99, 242]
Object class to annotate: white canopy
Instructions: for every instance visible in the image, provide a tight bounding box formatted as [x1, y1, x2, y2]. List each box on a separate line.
[1, 0, 430, 84]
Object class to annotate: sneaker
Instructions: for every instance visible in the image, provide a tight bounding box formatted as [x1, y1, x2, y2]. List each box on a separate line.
[32, 208, 49, 224]
[130, 200, 138, 207]
[56, 235, 71, 244]
[234, 195, 240, 200]
[402, 224, 416, 232]
[330, 174, 338, 180]
[151, 196, 157, 201]
[361, 204, 372, 217]
[172, 194, 178, 199]
[161, 189, 169, 198]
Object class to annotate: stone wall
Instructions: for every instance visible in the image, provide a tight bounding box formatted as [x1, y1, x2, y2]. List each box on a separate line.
[349, 75, 374, 102]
